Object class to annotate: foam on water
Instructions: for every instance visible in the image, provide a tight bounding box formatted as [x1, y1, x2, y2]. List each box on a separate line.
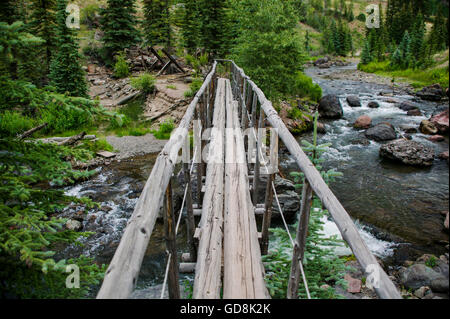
[319, 215, 396, 258]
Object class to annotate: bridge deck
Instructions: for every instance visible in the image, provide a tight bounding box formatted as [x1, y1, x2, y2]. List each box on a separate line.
[193, 78, 269, 299]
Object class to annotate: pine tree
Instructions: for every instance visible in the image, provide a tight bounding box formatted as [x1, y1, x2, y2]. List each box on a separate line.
[305, 30, 311, 53]
[360, 39, 372, 65]
[429, 10, 448, 53]
[101, 0, 140, 62]
[198, 0, 232, 58]
[143, 0, 171, 47]
[232, 0, 305, 99]
[49, 0, 88, 97]
[29, 0, 57, 75]
[0, 0, 25, 24]
[181, 0, 200, 54]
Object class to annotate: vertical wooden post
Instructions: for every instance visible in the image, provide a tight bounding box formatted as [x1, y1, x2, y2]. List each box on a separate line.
[287, 180, 313, 299]
[252, 109, 264, 205]
[183, 131, 197, 261]
[195, 104, 203, 207]
[164, 180, 180, 299]
[248, 92, 258, 165]
[261, 128, 278, 255]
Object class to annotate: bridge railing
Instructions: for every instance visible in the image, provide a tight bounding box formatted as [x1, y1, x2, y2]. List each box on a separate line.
[97, 62, 218, 299]
[220, 59, 401, 299]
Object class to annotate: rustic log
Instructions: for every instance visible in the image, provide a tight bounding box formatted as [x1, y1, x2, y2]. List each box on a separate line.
[57, 131, 86, 146]
[164, 180, 180, 299]
[19, 123, 48, 140]
[193, 78, 226, 299]
[287, 181, 313, 299]
[223, 81, 269, 299]
[162, 48, 185, 73]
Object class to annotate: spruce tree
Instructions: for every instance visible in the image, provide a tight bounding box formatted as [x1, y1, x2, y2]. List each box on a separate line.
[198, 0, 231, 58]
[143, 0, 171, 47]
[101, 0, 140, 62]
[29, 0, 57, 71]
[360, 39, 372, 65]
[49, 0, 88, 97]
[182, 0, 200, 54]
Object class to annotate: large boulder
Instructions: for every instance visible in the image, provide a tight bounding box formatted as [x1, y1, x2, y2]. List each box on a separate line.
[399, 263, 449, 292]
[313, 56, 330, 66]
[397, 101, 418, 112]
[346, 95, 362, 107]
[365, 123, 397, 141]
[430, 109, 449, 134]
[319, 95, 343, 119]
[354, 115, 372, 129]
[380, 139, 435, 166]
[416, 84, 445, 102]
[368, 101, 380, 108]
[420, 120, 439, 135]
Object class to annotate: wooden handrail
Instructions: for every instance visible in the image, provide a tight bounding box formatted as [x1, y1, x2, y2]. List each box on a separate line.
[96, 62, 217, 299]
[225, 60, 401, 299]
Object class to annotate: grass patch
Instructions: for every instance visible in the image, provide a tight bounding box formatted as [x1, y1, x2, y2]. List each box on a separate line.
[184, 78, 203, 98]
[152, 119, 175, 140]
[166, 84, 177, 90]
[358, 60, 449, 89]
[130, 73, 156, 94]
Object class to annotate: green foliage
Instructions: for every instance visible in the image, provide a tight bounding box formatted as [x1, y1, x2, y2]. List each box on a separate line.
[100, 0, 140, 62]
[321, 19, 353, 56]
[197, 0, 232, 58]
[77, 138, 115, 153]
[184, 78, 203, 98]
[130, 73, 156, 94]
[143, 0, 171, 47]
[263, 113, 348, 299]
[81, 3, 101, 29]
[114, 53, 130, 78]
[49, 0, 88, 98]
[231, 0, 306, 100]
[293, 72, 322, 102]
[185, 53, 208, 76]
[28, 0, 57, 72]
[0, 137, 108, 298]
[152, 119, 174, 140]
[181, 0, 200, 54]
[0, 111, 36, 137]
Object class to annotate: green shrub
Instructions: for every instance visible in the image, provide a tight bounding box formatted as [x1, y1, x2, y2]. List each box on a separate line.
[81, 4, 101, 28]
[357, 13, 366, 22]
[0, 111, 36, 137]
[114, 54, 130, 78]
[77, 138, 115, 153]
[293, 72, 322, 102]
[184, 78, 203, 98]
[130, 73, 156, 94]
[152, 119, 175, 140]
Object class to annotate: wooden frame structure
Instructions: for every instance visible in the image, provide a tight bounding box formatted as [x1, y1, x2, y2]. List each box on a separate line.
[96, 60, 401, 300]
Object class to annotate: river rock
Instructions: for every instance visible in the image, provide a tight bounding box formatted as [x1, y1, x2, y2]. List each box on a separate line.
[344, 274, 362, 293]
[380, 139, 435, 166]
[399, 264, 449, 292]
[66, 219, 83, 231]
[354, 115, 372, 129]
[368, 101, 380, 108]
[416, 84, 445, 102]
[445, 212, 449, 230]
[346, 95, 362, 107]
[271, 190, 300, 222]
[428, 135, 445, 142]
[365, 123, 397, 141]
[317, 122, 326, 133]
[419, 120, 438, 135]
[313, 56, 330, 66]
[414, 286, 431, 298]
[399, 125, 418, 134]
[397, 101, 418, 112]
[430, 109, 449, 134]
[407, 109, 422, 116]
[319, 95, 343, 119]
[438, 151, 449, 162]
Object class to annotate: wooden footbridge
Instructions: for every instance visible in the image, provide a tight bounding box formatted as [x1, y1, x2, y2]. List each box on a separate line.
[97, 60, 402, 299]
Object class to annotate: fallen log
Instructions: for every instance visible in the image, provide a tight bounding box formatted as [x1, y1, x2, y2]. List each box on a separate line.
[19, 123, 48, 140]
[58, 132, 86, 146]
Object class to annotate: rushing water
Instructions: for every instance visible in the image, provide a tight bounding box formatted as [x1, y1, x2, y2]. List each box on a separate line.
[302, 64, 449, 260]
